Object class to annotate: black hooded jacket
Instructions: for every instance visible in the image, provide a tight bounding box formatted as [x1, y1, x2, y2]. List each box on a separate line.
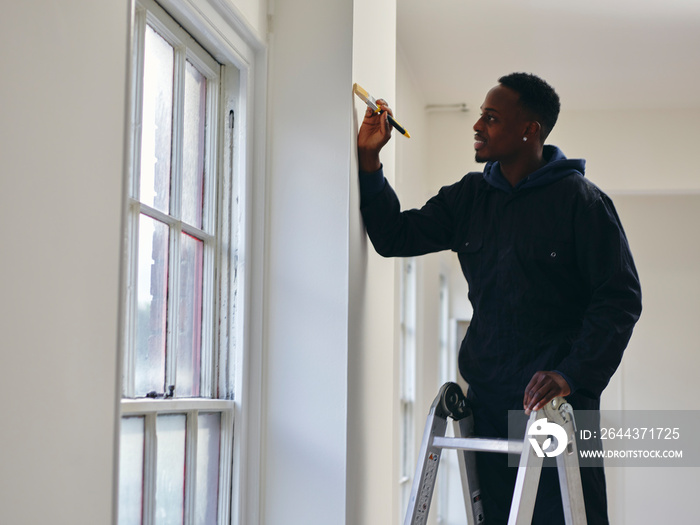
[359, 145, 642, 412]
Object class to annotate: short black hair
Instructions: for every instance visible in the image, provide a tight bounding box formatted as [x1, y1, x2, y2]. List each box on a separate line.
[498, 73, 560, 139]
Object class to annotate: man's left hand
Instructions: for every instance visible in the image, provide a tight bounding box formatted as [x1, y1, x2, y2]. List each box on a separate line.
[523, 371, 571, 414]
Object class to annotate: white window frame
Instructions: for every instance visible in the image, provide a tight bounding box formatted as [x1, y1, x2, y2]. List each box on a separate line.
[119, 0, 266, 524]
[436, 272, 451, 525]
[438, 273, 452, 387]
[120, 400, 235, 522]
[399, 257, 418, 523]
[123, 0, 222, 401]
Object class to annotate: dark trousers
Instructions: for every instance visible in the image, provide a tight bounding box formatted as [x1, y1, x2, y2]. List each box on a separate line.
[474, 446, 609, 524]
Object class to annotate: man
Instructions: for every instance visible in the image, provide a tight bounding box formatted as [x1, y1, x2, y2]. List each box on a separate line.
[357, 73, 642, 524]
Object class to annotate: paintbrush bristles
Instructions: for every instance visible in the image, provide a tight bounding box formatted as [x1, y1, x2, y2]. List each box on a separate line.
[353, 83, 378, 111]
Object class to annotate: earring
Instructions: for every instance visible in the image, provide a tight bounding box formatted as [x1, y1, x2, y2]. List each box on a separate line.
[523, 137, 528, 142]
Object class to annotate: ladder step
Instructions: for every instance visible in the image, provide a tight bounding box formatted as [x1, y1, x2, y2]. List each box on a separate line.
[433, 436, 524, 455]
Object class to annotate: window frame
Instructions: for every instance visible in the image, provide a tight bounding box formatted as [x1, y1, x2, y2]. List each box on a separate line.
[436, 272, 451, 524]
[121, 399, 235, 523]
[123, 0, 222, 401]
[118, 0, 266, 523]
[399, 257, 418, 523]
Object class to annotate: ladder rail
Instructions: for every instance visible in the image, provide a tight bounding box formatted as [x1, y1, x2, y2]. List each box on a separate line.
[552, 405, 587, 525]
[402, 386, 450, 525]
[508, 413, 545, 525]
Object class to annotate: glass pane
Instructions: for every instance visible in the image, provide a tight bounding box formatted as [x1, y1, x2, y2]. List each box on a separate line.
[140, 25, 174, 213]
[119, 417, 145, 525]
[155, 415, 187, 525]
[195, 413, 221, 524]
[135, 215, 169, 396]
[175, 233, 204, 397]
[182, 61, 207, 228]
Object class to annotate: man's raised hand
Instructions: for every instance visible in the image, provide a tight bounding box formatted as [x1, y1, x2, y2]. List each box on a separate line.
[357, 99, 393, 173]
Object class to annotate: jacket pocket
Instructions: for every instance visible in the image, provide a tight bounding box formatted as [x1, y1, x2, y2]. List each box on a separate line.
[456, 237, 483, 289]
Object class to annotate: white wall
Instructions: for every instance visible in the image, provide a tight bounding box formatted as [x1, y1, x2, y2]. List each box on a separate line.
[348, 1, 399, 523]
[264, 1, 354, 522]
[0, 1, 130, 523]
[608, 193, 700, 523]
[229, 0, 267, 38]
[552, 109, 700, 193]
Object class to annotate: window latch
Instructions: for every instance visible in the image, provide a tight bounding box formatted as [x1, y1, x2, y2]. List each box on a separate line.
[145, 385, 175, 399]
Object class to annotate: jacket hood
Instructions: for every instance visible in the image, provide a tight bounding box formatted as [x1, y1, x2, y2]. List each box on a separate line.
[483, 145, 586, 193]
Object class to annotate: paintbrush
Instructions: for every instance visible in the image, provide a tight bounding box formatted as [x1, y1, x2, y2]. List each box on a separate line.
[353, 83, 411, 138]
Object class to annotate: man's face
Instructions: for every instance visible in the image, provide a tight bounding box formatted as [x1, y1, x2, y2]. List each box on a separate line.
[473, 84, 530, 164]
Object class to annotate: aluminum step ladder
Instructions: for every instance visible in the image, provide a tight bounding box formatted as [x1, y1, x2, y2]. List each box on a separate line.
[404, 382, 587, 525]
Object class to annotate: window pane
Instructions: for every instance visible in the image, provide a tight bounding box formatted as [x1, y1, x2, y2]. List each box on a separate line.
[155, 415, 186, 525]
[182, 61, 207, 228]
[119, 417, 145, 525]
[135, 215, 169, 396]
[175, 233, 204, 397]
[140, 25, 173, 213]
[195, 413, 221, 524]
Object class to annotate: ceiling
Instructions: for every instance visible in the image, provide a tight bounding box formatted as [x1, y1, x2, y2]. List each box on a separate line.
[397, 0, 700, 112]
